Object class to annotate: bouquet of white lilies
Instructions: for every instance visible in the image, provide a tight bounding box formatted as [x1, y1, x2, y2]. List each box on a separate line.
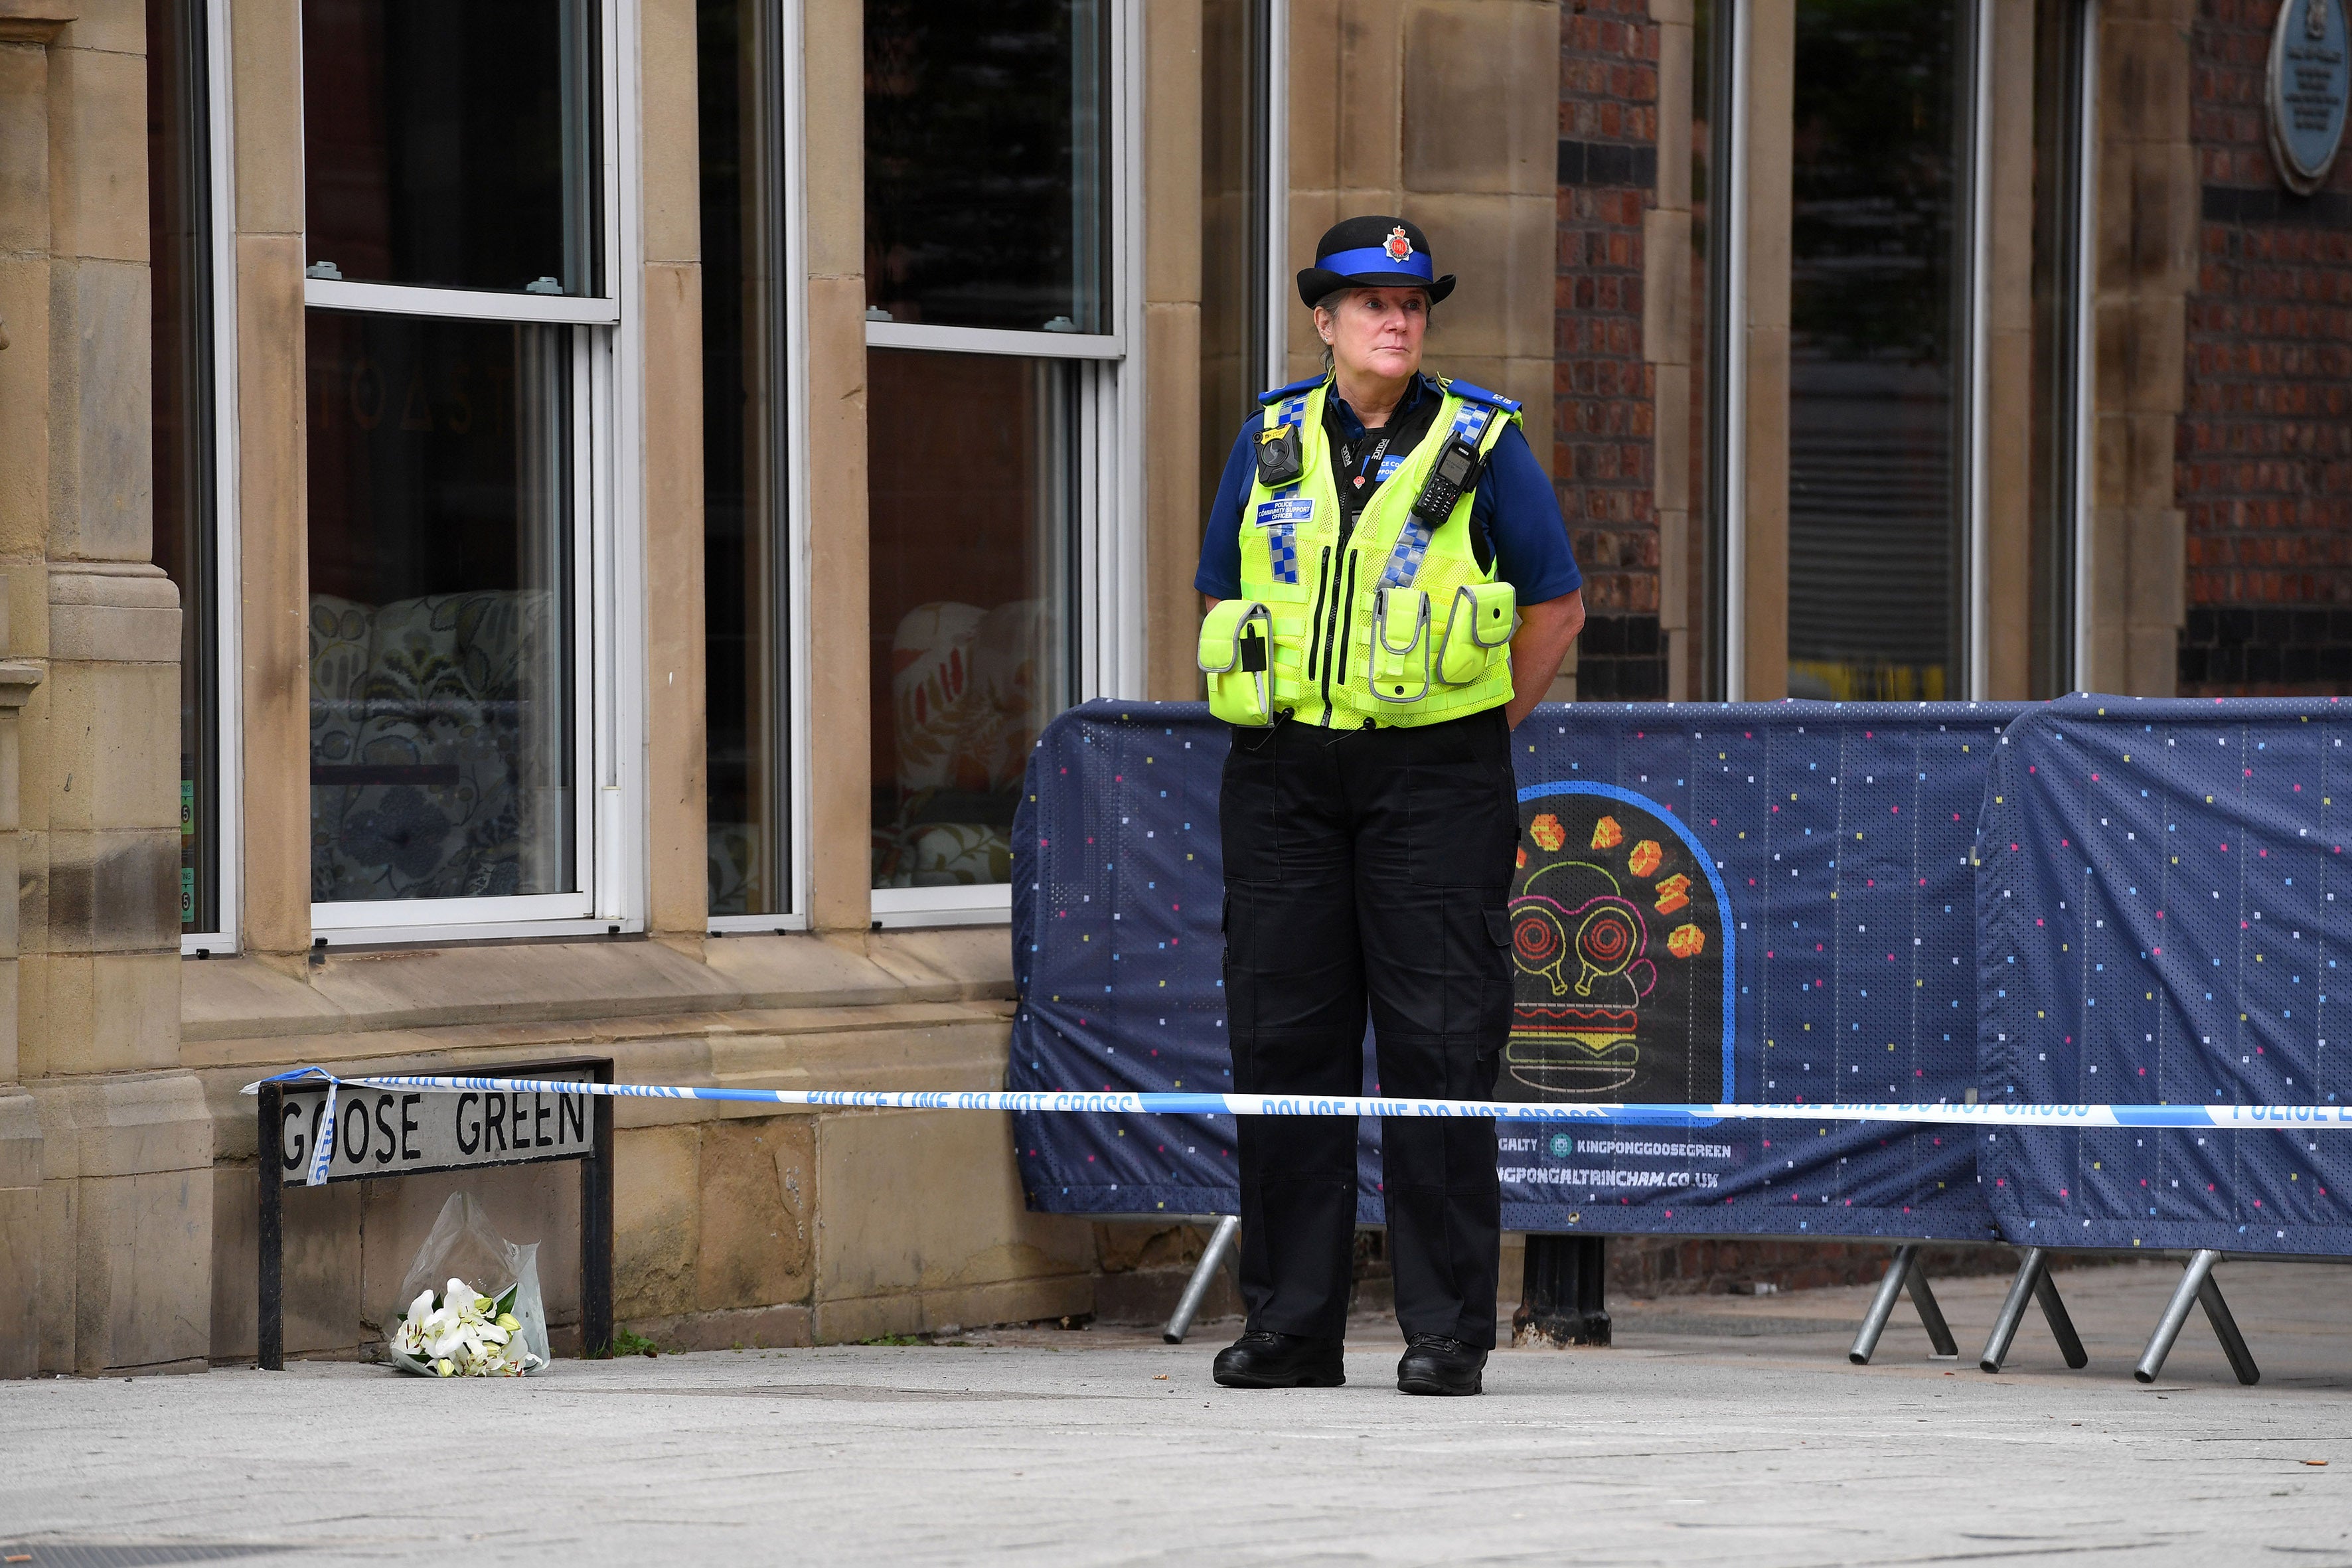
[389, 1277, 544, 1377]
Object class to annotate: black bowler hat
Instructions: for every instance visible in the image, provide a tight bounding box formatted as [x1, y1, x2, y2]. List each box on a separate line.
[1296, 215, 1456, 308]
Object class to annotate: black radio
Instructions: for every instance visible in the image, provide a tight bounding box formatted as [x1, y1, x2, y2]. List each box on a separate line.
[1410, 433, 1484, 524]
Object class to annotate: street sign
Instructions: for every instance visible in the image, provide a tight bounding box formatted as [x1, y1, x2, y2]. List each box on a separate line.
[275, 1069, 595, 1184]
[256, 1058, 614, 1370]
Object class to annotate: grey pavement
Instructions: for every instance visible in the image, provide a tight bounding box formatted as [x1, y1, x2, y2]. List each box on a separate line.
[3, 1258, 2349, 1567]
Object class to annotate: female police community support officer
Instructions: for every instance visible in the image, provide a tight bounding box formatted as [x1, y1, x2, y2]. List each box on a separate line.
[1195, 216, 1585, 1397]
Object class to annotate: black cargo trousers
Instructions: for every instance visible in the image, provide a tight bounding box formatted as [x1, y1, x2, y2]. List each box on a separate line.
[1219, 704, 1518, 1348]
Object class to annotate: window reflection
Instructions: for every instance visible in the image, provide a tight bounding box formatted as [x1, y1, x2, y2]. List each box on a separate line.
[1785, 0, 1967, 701]
[868, 350, 1073, 888]
[149, 0, 216, 932]
[864, 0, 1109, 333]
[302, 0, 599, 294]
[1689, 0, 1722, 698]
[1200, 0, 1273, 505]
[702, 0, 787, 915]
[306, 313, 576, 901]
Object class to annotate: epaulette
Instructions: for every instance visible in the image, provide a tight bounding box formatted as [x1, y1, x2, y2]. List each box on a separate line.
[1255, 374, 1328, 406]
[1439, 378, 1522, 414]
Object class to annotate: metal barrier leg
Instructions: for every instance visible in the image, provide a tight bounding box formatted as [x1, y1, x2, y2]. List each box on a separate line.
[1849, 1245, 1918, 1365]
[1853, 1246, 1962, 1366]
[2197, 1261, 2261, 1386]
[1907, 1260, 1961, 1360]
[2134, 1249, 2256, 1385]
[2031, 1263, 2089, 1369]
[1979, 1247, 2049, 1373]
[2135, 1248, 2217, 1384]
[1163, 1215, 1241, 1344]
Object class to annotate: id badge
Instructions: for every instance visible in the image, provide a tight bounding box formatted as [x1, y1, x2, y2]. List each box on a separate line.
[1253, 497, 1314, 528]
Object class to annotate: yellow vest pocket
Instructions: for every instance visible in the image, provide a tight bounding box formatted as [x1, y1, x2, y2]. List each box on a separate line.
[1370, 588, 1431, 704]
[1437, 582, 1516, 685]
[1199, 600, 1275, 726]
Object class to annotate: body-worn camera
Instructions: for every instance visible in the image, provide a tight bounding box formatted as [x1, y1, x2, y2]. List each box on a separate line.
[1255, 424, 1304, 488]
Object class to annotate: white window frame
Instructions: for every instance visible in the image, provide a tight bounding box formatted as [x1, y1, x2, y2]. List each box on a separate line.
[2068, 0, 2100, 692]
[709, 0, 814, 934]
[1719, 0, 1749, 700]
[185, 0, 244, 956]
[864, 0, 1144, 929]
[301, 0, 646, 948]
[1962, 0, 1996, 698]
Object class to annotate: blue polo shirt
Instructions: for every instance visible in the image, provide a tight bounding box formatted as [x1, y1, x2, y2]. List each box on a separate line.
[1193, 374, 1583, 604]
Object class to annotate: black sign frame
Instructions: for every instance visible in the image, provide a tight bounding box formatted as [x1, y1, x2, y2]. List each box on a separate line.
[256, 1058, 615, 1371]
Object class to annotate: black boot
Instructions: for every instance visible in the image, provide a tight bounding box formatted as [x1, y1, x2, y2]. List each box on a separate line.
[1396, 1334, 1486, 1396]
[1212, 1330, 1346, 1388]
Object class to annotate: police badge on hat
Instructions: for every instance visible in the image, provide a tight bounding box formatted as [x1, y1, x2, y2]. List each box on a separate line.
[1296, 216, 1457, 307]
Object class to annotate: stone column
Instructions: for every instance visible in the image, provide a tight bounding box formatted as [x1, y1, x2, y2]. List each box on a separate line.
[642, 0, 709, 948]
[0, 585, 44, 1378]
[230, 0, 310, 964]
[1144, 0, 1205, 703]
[1, 0, 211, 1375]
[2084, 0, 2195, 696]
[1737, 0, 1794, 701]
[802, 0, 872, 933]
[0, 0, 64, 1377]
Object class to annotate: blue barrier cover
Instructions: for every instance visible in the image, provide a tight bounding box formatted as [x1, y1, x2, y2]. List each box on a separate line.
[1978, 695, 2352, 1255]
[1011, 700, 2020, 1241]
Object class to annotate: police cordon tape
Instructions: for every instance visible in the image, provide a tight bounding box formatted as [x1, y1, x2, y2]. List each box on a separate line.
[244, 1066, 2352, 1188]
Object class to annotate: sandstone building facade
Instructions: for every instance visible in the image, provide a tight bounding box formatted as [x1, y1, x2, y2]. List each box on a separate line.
[0, 0, 2344, 1372]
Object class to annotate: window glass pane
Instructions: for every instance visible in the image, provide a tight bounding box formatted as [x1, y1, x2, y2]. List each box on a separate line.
[1785, 0, 1966, 701]
[1688, 0, 1723, 698]
[148, 0, 216, 933]
[865, 1, 1109, 333]
[303, 0, 600, 295]
[868, 349, 1074, 889]
[306, 313, 576, 902]
[2029, 0, 2089, 698]
[1199, 0, 1272, 506]
[702, 0, 787, 916]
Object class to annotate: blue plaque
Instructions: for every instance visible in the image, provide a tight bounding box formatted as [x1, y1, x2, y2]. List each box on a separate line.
[2270, 0, 2350, 195]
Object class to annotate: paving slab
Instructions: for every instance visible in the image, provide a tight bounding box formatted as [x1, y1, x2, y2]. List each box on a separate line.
[1, 1259, 2348, 1567]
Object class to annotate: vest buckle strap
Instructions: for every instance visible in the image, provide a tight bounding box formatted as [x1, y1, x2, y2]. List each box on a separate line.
[1369, 587, 1432, 704]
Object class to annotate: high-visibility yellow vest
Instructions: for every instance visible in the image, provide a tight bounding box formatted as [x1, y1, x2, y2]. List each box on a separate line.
[1199, 374, 1520, 729]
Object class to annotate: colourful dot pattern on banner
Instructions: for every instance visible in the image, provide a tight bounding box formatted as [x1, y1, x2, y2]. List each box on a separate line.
[1009, 700, 2024, 1243]
[1010, 708, 1243, 1216]
[1980, 695, 2352, 1257]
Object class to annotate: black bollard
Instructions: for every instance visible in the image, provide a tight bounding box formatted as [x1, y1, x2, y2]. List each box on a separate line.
[1512, 1233, 1610, 1348]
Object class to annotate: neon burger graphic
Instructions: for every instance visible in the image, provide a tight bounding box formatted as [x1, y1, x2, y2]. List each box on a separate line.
[1507, 809, 1708, 1096]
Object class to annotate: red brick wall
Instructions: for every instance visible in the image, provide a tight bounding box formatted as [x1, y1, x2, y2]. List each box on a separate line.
[1557, 0, 1664, 696]
[2176, 0, 2352, 693]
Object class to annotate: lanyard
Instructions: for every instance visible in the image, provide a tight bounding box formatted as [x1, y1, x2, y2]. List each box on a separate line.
[1338, 429, 1397, 514]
